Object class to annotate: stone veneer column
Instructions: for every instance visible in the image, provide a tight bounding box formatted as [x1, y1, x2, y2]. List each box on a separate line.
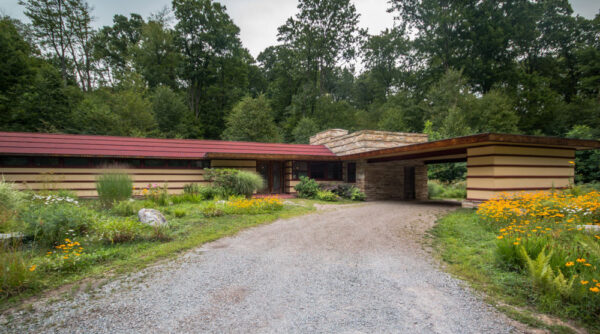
[355, 159, 427, 200]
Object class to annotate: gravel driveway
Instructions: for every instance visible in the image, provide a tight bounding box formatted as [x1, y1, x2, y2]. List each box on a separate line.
[3, 201, 518, 333]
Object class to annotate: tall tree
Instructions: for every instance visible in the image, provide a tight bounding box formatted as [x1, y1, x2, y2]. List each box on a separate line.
[222, 95, 281, 142]
[21, 0, 95, 91]
[172, 0, 249, 138]
[277, 0, 363, 94]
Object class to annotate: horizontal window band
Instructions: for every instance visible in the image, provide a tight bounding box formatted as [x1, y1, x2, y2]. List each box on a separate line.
[11, 180, 208, 184]
[467, 175, 573, 179]
[468, 153, 574, 159]
[467, 186, 568, 191]
[467, 164, 573, 168]
[26, 187, 189, 191]
[0, 172, 205, 176]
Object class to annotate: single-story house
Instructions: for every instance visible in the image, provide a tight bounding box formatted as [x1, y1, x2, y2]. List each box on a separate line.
[1, 129, 599, 206]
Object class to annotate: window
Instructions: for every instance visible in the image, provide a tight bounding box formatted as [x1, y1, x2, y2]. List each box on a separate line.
[292, 161, 308, 179]
[32, 157, 60, 167]
[0, 156, 30, 166]
[191, 160, 210, 169]
[144, 159, 166, 168]
[347, 163, 356, 183]
[167, 160, 189, 168]
[292, 161, 343, 181]
[63, 157, 89, 167]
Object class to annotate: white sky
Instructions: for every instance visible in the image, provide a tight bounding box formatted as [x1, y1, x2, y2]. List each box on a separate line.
[1, 0, 599, 59]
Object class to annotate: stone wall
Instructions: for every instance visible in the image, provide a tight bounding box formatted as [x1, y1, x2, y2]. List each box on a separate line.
[354, 159, 428, 201]
[310, 129, 428, 156]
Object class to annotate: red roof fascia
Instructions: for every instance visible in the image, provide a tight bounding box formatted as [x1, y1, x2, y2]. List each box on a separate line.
[0, 132, 335, 158]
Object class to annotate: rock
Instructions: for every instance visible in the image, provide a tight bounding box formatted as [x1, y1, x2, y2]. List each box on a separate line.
[138, 208, 168, 227]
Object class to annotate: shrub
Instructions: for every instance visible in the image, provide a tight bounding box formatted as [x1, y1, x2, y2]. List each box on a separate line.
[316, 190, 339, 201]
[428, 180, 466, 199]
[0, 244, 36, 297]
[22, 203, 96, 247]
[329, 183, 365, 201]
[172, 208, 187, 218]
[0, 180, 26, 230]
[142, 183, 170, 206]
[94, 218, 147, 244]
[112, 200, 144, 217]
[205, 169, 264, 198]
[350, 187, 366, 201]
[201, 202, 224, 217]
[294, 176, 320, 198]
[96, 172, 133, 207]
[182, 183, 221, 200]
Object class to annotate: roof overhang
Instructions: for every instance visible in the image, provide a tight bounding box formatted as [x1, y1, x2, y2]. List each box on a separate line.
[340, 133, 600, 163]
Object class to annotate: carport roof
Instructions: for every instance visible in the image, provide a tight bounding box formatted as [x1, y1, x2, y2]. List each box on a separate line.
[341, 133, 600, 163]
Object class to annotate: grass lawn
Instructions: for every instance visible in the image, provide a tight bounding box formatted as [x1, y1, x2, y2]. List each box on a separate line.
[431, 209, 597, 334]
[0, 198, 328, 311]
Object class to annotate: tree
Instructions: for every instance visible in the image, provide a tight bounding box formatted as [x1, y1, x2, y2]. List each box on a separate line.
[173, 0, 249, 138]
[150, 86, 193, 138]
[277, 0, 363, 94]
[93, 14, 144, 85]
[21, 0, 96, 91]
[471, 89, 519, 134]
[134, 18, 180, 89]
[292, 117, 319, 144]
[566, 125, 600, 184]
[222, 95, 281, 143]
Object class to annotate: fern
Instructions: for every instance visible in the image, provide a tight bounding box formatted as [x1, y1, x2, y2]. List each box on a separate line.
[519, 246, 574, 297]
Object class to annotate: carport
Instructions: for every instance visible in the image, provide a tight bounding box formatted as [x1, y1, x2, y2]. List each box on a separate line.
[337, 133, 600, 206]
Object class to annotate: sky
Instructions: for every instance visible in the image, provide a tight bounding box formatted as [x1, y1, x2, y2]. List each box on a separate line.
[1, 0, 599, 59]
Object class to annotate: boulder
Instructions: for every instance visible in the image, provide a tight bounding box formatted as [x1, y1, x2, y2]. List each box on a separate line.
[138, 208, 168, 227]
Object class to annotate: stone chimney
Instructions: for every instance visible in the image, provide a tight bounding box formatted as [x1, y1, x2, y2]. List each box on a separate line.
[310, 129, 428, 156]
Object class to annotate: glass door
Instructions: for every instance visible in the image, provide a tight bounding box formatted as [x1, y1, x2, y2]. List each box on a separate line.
[256, 161, 283, 194]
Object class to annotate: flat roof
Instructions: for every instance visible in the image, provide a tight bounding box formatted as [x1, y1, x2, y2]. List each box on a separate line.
[341, 133, 600, 162]
[0, 131, 336, 160]
[0, 132, 598, 162]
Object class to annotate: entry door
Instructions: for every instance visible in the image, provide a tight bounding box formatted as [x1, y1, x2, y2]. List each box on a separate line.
[404, 166, 416, 200]
[256, 161, 283, 194]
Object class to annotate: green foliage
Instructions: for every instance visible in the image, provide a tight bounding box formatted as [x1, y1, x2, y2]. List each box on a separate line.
[22, 203, 96, 247]
[566, 125, 600, 184]
[96, 172, 133, 207]
[222, 95, 281, 142]
[144, 184, 170, 206]
[0, 180, 26, 229]
[328, 183, 365, 201]
[294, 176, 320, 198]
[427, 162, 466, 183]
[0, 245, 35, 298]
[112, 200, 144, 217]
[150, 86, 192, 138]
[94, 218, 147, 244]
[204, 169, 264, 198]
[292, 117, 319, 144]
[182, 183, 219, 200]
[427, 180, 466, 199]
[201, 202, 224, 218]
[316, 190, 339, 201]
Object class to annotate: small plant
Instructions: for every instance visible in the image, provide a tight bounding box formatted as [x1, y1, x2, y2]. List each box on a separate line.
[316, 190, 339, 202]
[294, 176, 320, 198]
[201, 202, 224, 217]
[96, 172, 133, 207]
[173, 208, 187, 218]
[329, 184, 365, 201]
[350, 187, 366, 201]
[112, 200, 144, 216]
[0, 242, 36, 297]
[205, 169, 264, 198]
[94, 218, 147, 243]
[142, 183, 170, 206]
[22, 202, 96, 247]
[42, 238, 86, 272]
[0, 180, 26, 231]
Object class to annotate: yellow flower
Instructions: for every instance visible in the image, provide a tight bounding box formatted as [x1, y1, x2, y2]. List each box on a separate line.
[569, 161, 575, 164]
[513, 242, 519, 245]
[565, 261, 575, 267]
[590, 287, 600, 293]
[581, 280, 589, 285]
[65, 238, 71, 243]
[63, 256, 69, 259]
[28, 265, 36, 272]
[577, 258, 586, 263]
[584, 263, 592, 267]
[497, 235, 503, 239]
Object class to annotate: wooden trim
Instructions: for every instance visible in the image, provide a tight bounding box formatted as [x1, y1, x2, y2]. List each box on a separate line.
[425, 158, 467, 164]
[467, 164, 573, 168]
[23, 186, 189, 191]
[467, 175, 573, 179]
[343, 133, 600, 160]
[11, 179, 208, 184]
[367, 148, 467, 163]
[467, 186, 569, 191]
[207, 153, 339, 161]
[0, 171, 204, 176]
[468, 153, 574, 159]
[466, 198, 488, 202]
[471, 144, 577, 151]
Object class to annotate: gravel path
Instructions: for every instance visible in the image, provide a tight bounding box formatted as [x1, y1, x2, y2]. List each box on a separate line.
[3, 201, 518, 333]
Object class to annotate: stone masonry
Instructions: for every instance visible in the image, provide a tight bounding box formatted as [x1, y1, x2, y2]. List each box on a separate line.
[311, 129, 429, 201]
[310, 129, 428, 156]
